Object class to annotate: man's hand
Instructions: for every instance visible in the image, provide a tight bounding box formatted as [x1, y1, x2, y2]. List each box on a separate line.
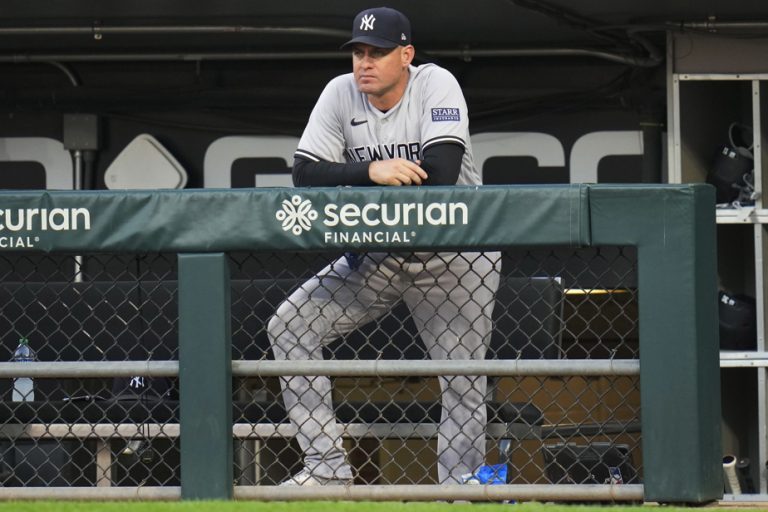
[368, 159, 428, 186]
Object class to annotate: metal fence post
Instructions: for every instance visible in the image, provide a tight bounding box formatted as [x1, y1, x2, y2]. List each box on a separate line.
[178, 253, 233, 500]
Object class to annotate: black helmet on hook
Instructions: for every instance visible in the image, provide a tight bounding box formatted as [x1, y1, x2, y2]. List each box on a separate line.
[707, 123, 756, 206]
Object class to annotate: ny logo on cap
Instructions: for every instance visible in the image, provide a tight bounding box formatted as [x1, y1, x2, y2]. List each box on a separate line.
[360, 13, 376, 31]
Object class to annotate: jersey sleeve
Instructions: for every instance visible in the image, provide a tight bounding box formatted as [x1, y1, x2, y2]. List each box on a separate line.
[418, 67, 470, 152]
[294, 77, 347, 163]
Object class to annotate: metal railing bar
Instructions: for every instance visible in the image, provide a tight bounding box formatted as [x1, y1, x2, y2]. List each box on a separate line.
[233, 483, 645, 501]
[0, 486, 180, 500]
[0, 484, 644, 501]
[0, 359, 640, 378]
[0, 361, 178, 378]
[232, 359, 641, 377]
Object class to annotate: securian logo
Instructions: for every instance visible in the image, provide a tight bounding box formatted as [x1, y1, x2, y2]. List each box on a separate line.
[275, 194, 469, 244]
[0, 207, 92, 249]
[275, 195, 319, 236]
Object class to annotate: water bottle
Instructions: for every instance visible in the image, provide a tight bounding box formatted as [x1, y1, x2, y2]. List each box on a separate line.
[11, 337, 35, 402]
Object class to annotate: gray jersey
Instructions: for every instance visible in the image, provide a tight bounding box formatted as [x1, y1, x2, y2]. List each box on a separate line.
[294, 63, 480, 185]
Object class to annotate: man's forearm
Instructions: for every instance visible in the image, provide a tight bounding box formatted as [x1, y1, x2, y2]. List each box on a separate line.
[292, 141, 464, 187]
[292, 158, 373, 187]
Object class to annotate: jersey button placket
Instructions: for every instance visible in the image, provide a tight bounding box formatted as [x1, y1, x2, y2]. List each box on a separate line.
[380, 117, 393, 140]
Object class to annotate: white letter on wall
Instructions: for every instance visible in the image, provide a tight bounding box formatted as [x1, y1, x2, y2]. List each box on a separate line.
[570, 131, 643, 184]
[470, 132, 566, 182]
[203, 135, 300, 188]
[0, 137, 73, 190]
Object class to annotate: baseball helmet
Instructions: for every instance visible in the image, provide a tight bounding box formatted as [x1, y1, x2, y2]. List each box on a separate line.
[718, 291, 757, 350]
[707, 123, 754, 205]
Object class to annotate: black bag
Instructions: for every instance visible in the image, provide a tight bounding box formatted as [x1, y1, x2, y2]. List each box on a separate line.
[543, 442, 637, 484]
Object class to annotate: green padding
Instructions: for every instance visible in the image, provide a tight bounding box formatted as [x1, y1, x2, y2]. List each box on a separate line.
[0, 185, 589, 252]
[178, 253, 233, 500]
[589, 184, 721, 502]
[0, 184, 720, 503]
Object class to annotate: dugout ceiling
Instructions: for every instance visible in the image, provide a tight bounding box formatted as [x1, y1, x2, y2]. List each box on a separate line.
[3, 0, 754, 121]
[0, 0, 765, 55]
[2, 0, 765, 118]
[1, 0, 767, 51]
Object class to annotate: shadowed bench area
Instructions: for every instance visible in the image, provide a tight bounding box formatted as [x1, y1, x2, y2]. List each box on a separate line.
[0, 275, 562, 485]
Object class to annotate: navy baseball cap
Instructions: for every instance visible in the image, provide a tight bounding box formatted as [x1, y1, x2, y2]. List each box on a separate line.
[341, 7, 412, 49]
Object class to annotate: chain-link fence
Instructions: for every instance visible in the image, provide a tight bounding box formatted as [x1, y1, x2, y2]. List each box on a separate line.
[0, 246, 639, 491]
[0, 252, 178, 487]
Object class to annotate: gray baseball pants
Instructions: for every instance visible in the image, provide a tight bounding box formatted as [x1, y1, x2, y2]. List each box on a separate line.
[267, 251, 501, 483]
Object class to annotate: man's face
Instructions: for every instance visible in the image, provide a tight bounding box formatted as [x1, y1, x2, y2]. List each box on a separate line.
[352, 43, 412, 98]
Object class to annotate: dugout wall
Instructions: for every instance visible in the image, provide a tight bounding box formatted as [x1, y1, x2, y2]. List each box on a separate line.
[0, 184, 720, 503]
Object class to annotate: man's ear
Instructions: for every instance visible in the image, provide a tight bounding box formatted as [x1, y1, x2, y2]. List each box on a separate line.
[401, 45, 415, 67]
